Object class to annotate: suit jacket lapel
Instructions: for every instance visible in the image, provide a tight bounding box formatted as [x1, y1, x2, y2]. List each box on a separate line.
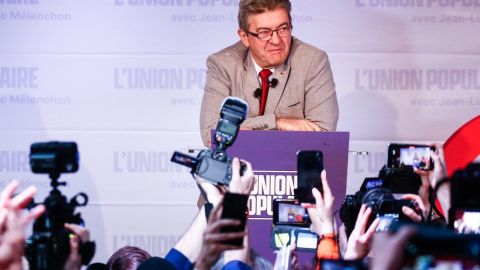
[267, 63, 290, 113]
[242, 51, 262, 116]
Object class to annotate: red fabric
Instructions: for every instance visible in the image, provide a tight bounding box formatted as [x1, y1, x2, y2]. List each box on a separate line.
[436, 115, 480, 215]
[444, 114, 480, 177]
[259, 69, 272, 116]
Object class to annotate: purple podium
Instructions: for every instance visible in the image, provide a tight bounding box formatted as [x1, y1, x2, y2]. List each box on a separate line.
[224, 130, 350, 263]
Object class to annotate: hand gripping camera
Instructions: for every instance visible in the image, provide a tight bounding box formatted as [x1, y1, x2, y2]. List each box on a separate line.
[340, 187, 417, 238]
[25, 142, 95, 270]
[171, 97, 249, 185]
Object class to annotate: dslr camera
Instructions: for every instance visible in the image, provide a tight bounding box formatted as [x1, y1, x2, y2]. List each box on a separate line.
[25, 142, 95, 270]
[171, 97, 248, 185]
[340, 182, 417, 238]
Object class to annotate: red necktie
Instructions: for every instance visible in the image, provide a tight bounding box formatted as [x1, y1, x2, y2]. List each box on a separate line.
[259, 69, 272, 116]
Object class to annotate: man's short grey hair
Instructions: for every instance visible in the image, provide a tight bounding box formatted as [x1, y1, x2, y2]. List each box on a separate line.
[238, 0, 292, 33]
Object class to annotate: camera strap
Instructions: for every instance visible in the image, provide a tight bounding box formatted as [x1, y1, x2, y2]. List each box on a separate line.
[430, 182, 448, 221]
[195, 180, 214, 220]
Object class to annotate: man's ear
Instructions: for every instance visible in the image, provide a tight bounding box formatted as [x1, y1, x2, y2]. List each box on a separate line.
[238, 29, 250, 48]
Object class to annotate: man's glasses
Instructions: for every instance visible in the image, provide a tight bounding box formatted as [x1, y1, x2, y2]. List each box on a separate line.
[247, 25, 292, 41]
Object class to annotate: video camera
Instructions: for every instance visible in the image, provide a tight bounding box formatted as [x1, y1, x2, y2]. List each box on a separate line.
[25, 141, 94, 270]
[340, 181, 417, 238]
[171, 97, 249, 185]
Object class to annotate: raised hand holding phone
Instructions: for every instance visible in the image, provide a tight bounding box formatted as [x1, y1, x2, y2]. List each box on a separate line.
[301, 170, 335, 236]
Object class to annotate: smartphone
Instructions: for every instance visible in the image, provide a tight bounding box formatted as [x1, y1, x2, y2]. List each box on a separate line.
[295, 150, 324, 203]
[386, 144, 435, 170]
[292, 229, 318, 252]
[220, 192, 249, 246]
[375, 213, 399, 232]
[273, 199, 310, 227]
[320, 259, 363, 270]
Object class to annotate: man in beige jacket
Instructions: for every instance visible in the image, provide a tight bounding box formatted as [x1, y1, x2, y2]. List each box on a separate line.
[200, 0, 339, 148]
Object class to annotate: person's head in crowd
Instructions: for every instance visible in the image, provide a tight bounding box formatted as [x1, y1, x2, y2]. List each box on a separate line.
[86, 262, 109, 270]
[137, 257, 178, 270]
[209, 239, 274, 270]
[249, 249, 274, 270]
[106, 246, 151, 270]
[237, 0, 293, 69]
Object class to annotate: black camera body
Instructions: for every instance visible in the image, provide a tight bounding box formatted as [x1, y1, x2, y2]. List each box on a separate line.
[340, 187, 417, 237]
[30, 141, 79, 174]
[361, 187, 417, 217]
[171, 97, 249, 185]
[379, 166, 422, 195]
[26, 142, 94, 270]
[194, 149, 244, 185]
[339, 194, 362, 237]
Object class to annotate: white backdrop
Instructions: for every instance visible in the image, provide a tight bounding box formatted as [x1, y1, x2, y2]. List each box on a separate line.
[1, 0, 479, 264]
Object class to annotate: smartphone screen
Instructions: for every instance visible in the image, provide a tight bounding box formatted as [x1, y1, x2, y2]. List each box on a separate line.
[292, 229, 318, 252]
[296, 231, 318, 250]
[170, 151, 199, 169]
[387, 144, 435, 170]
[220, 192, 249, 246]
[273, 199, 310, 226]
[453, 209, 480, 234]
[375, 213, 399, 232]
[296, 151, 323, 203]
